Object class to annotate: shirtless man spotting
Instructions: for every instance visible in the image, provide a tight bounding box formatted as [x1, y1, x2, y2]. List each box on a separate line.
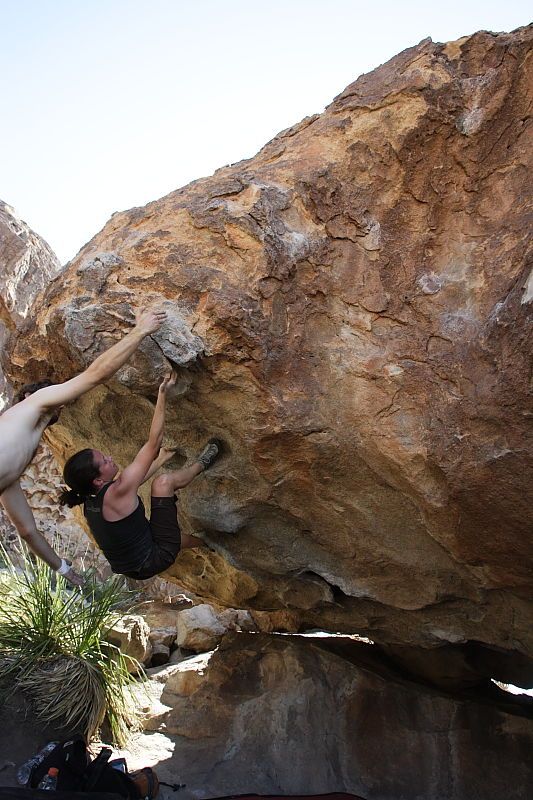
[0, 306, 167, 585]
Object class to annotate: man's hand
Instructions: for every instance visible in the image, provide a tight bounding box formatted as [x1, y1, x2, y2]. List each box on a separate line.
[159, 370, 178, 395]
[63, 565, 85, 587]
[134, 306, 167, 336]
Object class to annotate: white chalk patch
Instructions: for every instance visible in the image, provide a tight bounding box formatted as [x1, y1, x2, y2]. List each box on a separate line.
[521, 267, 533, 304]
[417, 272, 442, 295]
[283, 229, 311, 259]
[385, 364, 404, 377]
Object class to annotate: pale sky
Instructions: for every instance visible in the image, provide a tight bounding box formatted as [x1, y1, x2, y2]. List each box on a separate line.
[1, 0, 530, 263]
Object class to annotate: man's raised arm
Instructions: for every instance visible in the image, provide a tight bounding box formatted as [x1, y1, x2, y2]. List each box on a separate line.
[29, 306, 167, 411]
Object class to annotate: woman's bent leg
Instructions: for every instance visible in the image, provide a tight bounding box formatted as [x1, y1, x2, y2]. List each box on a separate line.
[151, 463, 203, 496]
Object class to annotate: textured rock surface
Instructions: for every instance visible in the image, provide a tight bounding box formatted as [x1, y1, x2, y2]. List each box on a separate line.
[106, 614, 153, 670]
[136, 633, 533, 799]
[176, 602, 254, 652]
[2, 28, 533, 682]
[0, 201, 62, 404]
[0, 200, 61, 326]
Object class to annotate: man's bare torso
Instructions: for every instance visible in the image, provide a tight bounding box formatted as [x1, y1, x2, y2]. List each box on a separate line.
[0, 401, 54, 494]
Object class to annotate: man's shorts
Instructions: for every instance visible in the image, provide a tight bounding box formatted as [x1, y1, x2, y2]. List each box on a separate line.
[123, 496, 181, 580]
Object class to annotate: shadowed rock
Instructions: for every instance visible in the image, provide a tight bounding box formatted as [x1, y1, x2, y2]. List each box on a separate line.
[139, 632, 533, 799]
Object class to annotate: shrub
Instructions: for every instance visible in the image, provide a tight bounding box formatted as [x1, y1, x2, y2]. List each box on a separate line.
[0, 553, 143, 745]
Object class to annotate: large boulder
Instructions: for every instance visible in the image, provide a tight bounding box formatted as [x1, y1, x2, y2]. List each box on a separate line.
[2, 28, 532, 684]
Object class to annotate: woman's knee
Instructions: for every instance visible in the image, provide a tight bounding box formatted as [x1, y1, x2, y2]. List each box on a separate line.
[151, 474, 174, 497]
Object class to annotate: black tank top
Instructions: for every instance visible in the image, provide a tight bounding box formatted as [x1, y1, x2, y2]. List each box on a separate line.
[84, 483, 153, 574]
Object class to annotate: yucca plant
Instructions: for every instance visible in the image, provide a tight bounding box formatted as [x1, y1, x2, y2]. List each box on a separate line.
[0, 550, 144, 745]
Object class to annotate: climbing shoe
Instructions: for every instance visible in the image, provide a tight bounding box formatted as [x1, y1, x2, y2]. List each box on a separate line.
[197, 438, 222, 471]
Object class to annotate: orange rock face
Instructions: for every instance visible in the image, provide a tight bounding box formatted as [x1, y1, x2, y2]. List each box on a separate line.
[3, 28, 532, 666]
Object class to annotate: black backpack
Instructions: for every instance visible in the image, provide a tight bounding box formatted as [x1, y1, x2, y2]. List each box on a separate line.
[27, 736, 158, 799]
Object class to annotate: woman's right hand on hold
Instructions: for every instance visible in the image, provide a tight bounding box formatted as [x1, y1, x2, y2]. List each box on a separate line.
[159, 370, 178, 395]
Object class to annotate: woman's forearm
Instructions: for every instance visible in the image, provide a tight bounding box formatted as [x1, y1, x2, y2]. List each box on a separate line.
[140, 447, 177, 485]
[146, 372, 175, 453]
[140, 453, 165, 485]
[148, 391, 166, 448]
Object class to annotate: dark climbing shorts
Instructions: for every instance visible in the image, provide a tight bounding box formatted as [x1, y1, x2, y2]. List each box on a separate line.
[123, 496, 181, 580]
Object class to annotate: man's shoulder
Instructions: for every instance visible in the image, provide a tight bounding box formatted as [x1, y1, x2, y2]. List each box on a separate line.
[0, 396, 44, 425]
